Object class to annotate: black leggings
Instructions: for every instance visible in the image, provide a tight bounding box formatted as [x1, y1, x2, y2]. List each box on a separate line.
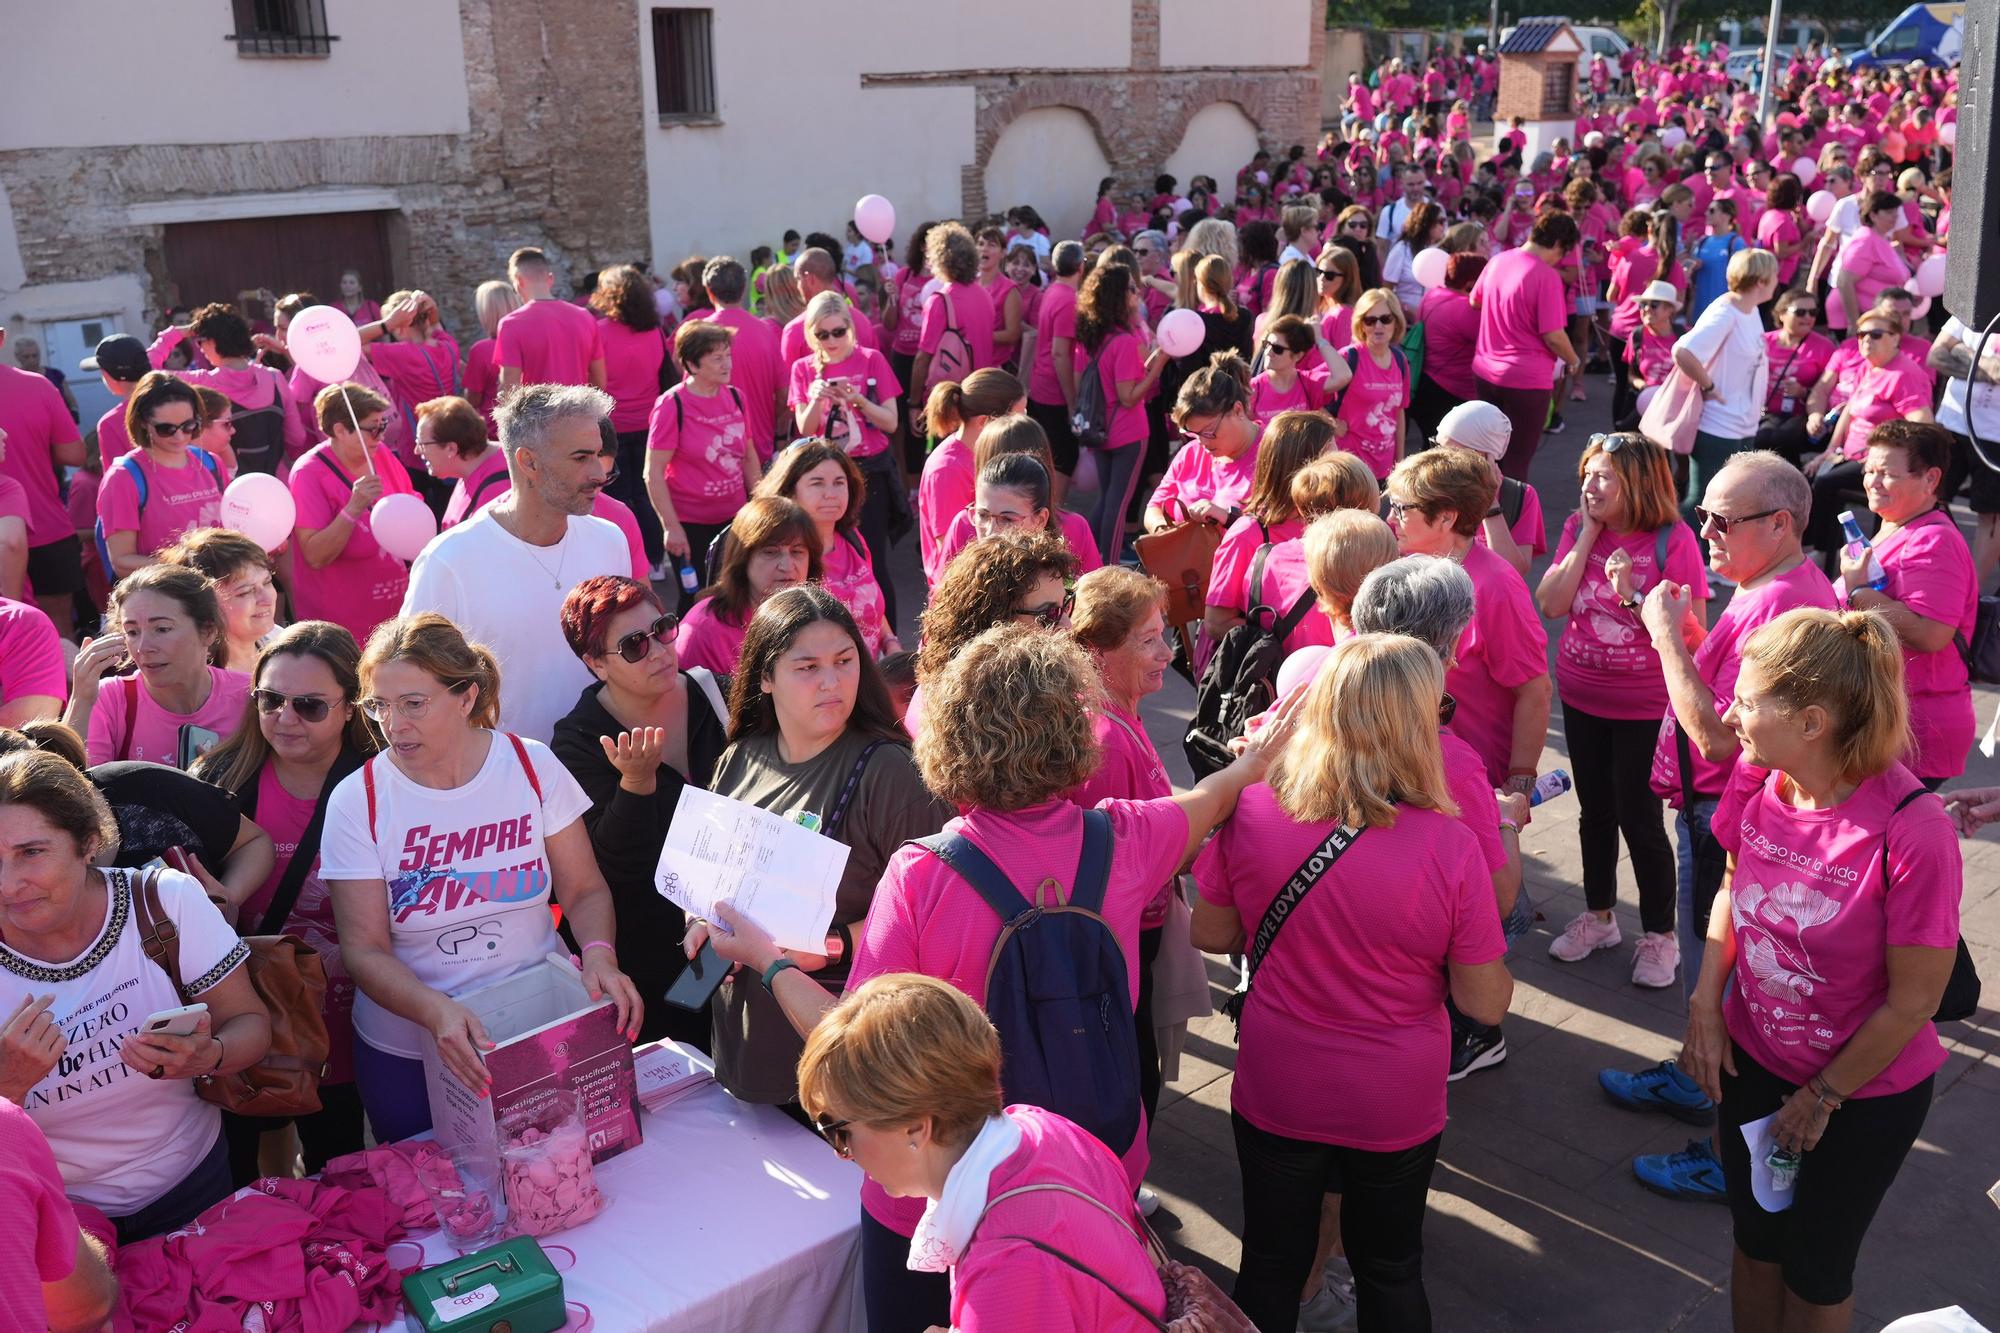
[1805, 458, 1866, 554]
[1562, 702, 1677, 935]
[1608, 335, 1637, 429]
[223, 1081, 368, 1187]
[855, 449, 901, 631]
[1232, 1112, 1441, 1332]
[1408, 373, 1459, 451]
[1135, 924, 1164, 1123]
[1717, 1042, 1931, 1307]
[612, 428, 664, 567]
[859, 1207, 951, 1333]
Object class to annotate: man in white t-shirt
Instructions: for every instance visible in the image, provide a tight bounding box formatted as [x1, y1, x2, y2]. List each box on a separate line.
[1374, 165, 1433, 253]
[401, 385, 629, 743]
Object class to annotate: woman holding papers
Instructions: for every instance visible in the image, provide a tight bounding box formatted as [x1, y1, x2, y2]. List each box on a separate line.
[701, 585, 950, 1111]
[321, 612, 642, 1143]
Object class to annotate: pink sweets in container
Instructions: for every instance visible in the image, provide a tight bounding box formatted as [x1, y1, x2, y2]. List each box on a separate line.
[499, 1090, 606, 1237]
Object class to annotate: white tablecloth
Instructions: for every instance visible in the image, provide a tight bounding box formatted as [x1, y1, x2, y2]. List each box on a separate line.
[384, 1083, 866, 1332]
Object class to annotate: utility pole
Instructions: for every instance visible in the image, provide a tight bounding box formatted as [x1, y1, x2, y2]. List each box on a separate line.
[1758, 0, 1784, 124]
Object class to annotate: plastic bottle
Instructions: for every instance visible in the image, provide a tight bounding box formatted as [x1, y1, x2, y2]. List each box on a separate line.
[1837, 510, 1888, 592]
[1528, 768, 1573, 807]
[677, 554, 700, 595]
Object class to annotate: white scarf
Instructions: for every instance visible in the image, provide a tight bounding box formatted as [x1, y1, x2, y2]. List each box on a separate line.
[906, 1114, 1024, 1273]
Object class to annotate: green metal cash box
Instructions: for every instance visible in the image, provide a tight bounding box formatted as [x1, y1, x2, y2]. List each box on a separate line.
[401, 1236, 566, 1333]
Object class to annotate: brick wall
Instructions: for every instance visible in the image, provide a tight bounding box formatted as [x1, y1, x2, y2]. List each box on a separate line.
[1498, 55, 1551, 127]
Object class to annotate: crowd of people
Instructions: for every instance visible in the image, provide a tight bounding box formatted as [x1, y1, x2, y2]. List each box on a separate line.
[0, 29, 1989, 1333]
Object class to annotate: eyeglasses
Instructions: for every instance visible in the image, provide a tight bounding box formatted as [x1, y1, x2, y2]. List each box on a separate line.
[1858, 328, 1895, 341]
[149, 418, 202, 440]
[1787, 305, 1820, 317]
[1385, 498, 1422, 519]
[351, 421, 390, 439]
[1361, 313, 1396, 327]
[1012, 588, 1075, 628]
[1264, 341, 1297, 358]
[252, 689, 335, 723]
[813, 325, 851, 341]
[359, 681, 469, 724]
[1694, 505, 1780, 534]
[611, 612, 679, 663]
[812, 1116, 853, 1159]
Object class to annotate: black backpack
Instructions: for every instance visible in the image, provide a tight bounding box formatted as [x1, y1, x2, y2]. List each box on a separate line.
[229, 370, 291, 474]
[1071, 342, 1111, 449]
[1183, 536, 1316, 778]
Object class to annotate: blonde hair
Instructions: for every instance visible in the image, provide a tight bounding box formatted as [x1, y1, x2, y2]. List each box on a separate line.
[1293, 450, 1380, 516]
[359, 612, 501, 730]
[796, 974, 1002, 1145]
[1738, 608, 1910, 782]
[1303, 511, 1400, 623]
[914, 624, 1100, 810]
[1193, 255, 1239, 319]
[1350, 287, 1407, 343]
[761, 267, 806, 323]
[1268, 634, 1457, 827]
[1726, 247, 1779, 293]
[1389, 447, 1497, 537]
[1175, 219, 1242, 312]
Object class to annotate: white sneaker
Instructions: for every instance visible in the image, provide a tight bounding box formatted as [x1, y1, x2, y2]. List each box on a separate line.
[1548, 911, 1621, 962]
[1135, 1186, 1160, 1217]
[1298, 1281, 1358, 1332]
[1631, 932, 1681, 989]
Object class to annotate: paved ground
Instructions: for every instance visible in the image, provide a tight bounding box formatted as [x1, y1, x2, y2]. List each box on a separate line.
[881, 361, 2000, 1330]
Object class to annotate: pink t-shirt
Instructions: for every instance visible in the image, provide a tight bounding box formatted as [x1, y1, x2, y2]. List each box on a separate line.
[1763, 331, 1836, 416]
[591, 492, 651, 581]
[1028, 281, 1079, 407]
[1552, 517, 1708, 720]
[1416, 287, 1480, 399]
[849, 795, 1191, 1235]
[95, 447, 227, 558]
[939, 510, 1102, 579]
[595, 319, 667, 432]
[948, 1106, 1165, 1333]
[1471, 247, 1567, 388]
[1074, 333, 1151, 451]
[820, 529, 890, 655]
[1320, 307, 1354, 353]
[368, 336, 460, 425]
[0, 1101, 78, 1333]
[495, 300, 604, 386]
[919, 432, 975, 583]
[1713, 762, 1957, 1097]
[287, 442, 419, 646]
[921, 284, 1000, 377]
[1608, 238, 1662, 339]
[1206, 515, 1305, 612]
[1332, 347, 1408, 479]
[1249, 370, 1322, 425]
[710, 308, 785, 461]
[1756, 207, 1804, 283]
[1445, 542, 1550, 786]
[1651, 561, 1840, 802]
[1442, 727, 1507, 879]
[649, 381, 754, 525]
[1837, 358, 1932, 460]
[673, 596, 749, 675]
[1873, 508, 1976, 779]
[85, 666, 251, 767]
[1830, 229, 1910, 328]
[0, 365, 80, 545]
[463, 338, 500, 430]
[441, 447, 511, 529]
[95, 401, 134, 473]
[786, 347, 901, 461]
[146, 336, 309, 465]
[0, 598, 64, 712]
[1148, 435, 1260, 516]
[1627, 327, 1676, 387]
[1257, 539, 1335, 655]
[1196, 788, 1503, 1149]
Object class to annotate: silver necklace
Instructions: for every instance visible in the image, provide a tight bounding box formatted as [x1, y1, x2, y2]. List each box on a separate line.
[520, 532, 566, 589]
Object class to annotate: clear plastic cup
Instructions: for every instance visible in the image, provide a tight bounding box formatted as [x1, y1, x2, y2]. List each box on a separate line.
[416, 1142, 508, 1253]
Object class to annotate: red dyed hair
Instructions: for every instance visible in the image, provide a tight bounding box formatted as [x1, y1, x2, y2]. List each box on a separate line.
[560, 574, 663, 660]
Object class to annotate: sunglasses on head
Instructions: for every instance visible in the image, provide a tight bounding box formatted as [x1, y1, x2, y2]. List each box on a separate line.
[1013, 588, 1076, 628]
[1587, 432, 1639, 453]
[149, 418, 202, 440]
[252, 689, 335, 723]
[813, 325, 851, 341]
[611, 612, 679, 663]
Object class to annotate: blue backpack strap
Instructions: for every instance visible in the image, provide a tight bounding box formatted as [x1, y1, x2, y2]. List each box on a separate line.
[915, 832, 1033, 920]
[118, 453, 149, 510]
[1068, 810, 1113, 914]
[188, 445, 221, 486]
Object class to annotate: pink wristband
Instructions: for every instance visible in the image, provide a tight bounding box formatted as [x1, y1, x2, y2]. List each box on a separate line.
[581, 940, 615, 955]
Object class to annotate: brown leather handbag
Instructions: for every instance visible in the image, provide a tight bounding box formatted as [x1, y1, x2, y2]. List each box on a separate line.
[127, 868, 330, 1118]
[1133, 501, 1224, 658]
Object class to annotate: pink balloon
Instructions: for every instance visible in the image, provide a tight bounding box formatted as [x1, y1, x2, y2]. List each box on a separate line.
[1156, 307, 1206, 359]
[1274, 644, 1332, 703]
[1806, 190, 1836, 224]
[1636, 385, 1660, 417]
[1941, 120, 1958, 148]
[218, 472, 296, 551]
[1412, 247, 1451, 291]
[286, 305, 361, 383]
[369, 492, 437, 563]
[1912, 294, 1933, 320]
[1916, 253, 1948, 299]
[1070, 445, 1100, 494]
[1793, 156, 1819, 187]
[853, 194, 896, 246]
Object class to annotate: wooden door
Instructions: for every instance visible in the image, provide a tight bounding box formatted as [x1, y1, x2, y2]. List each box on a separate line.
[162, 210, 395, 312]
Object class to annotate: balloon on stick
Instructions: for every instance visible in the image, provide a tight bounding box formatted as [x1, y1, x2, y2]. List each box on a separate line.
[286, 306, 362, 382]
[370, 493, 437, 562]
[1156, 308, 1206, 358]
[218, 473, 296, 551]
[854, 195, 896, 246]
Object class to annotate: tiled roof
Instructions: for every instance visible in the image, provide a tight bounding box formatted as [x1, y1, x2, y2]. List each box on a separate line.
[1499, 18, 1569, 54]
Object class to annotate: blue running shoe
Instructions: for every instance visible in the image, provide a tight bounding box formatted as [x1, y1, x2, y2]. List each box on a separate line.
[1633, 1138, 1728, 1202]
[1598, 1059, 1716, 1125]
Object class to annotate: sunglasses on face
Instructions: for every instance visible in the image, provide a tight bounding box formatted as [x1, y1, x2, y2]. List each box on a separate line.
[1694, 505, 1780, 534]
[354, 421, 390, 439]
[813, 325, 851, 341]
[252, 689, 335, 723]
[1264, 341, 1298, 358]
[612, 612, 679, 663]
[1858, 328, 1894, 340]
[1361, 313, 1396, 327]
[1012, 589, 1076, 628]
[812, 1116, 853, 1158]
[1133, 247, 1157, 256]
[1788, 306, 1820, 317]
[149, 418, 202, 440]
[1345, 219, 1371, 230]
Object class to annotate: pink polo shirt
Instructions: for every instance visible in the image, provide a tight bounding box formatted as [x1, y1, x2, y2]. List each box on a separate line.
[673, 596, 749, 675]
[495, 299, 603, 386]
[849, 795, 1190, 1236]
[595, 319, 667, 432]
[1551, 517, 1708, 721]
[96, 447, 228, 559]
[1196, 788, 1503, 1149]
[1871, 508, 1976, 779]
[1147, 435, 1260, 517]
[84, 666, 251, 767]
[919, 432, 975, 583]
[1444, 542, 1550, 786]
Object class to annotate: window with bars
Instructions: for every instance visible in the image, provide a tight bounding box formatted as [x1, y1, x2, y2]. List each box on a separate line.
[228, 0, 337, 57]
[652, 9, 717, 121]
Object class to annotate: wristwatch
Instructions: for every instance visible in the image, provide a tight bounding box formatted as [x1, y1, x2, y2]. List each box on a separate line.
[1618, 594, 1642, 611]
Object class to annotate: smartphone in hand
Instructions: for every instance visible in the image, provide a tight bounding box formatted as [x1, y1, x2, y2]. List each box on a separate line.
[665, 940, 730, 1011]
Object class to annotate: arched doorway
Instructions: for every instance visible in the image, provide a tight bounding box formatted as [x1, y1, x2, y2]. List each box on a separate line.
[982, 107, 1113, 241]
[1161, 102, 1263, 204]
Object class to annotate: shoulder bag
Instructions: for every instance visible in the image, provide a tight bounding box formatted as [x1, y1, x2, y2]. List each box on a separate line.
[1639, 327, 1726, 457]
[1219, 821, 1364, 1035]
[1133, 499, 1225, 662]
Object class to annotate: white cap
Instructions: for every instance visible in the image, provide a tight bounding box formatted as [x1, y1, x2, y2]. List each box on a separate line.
[1637, 279, 1681, 308]
[1436, 401, 1512, 460]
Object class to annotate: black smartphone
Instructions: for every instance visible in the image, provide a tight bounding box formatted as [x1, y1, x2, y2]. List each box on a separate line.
[665, 940, 730, 1011]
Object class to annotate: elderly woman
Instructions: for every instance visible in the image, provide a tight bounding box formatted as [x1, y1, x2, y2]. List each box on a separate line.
[550, 575, 730, 1047]
[698, 587, 949, 1110]
[1840, 422, 1977, 790]
[797, 975, 1166, 1331]
[1803, 307, 1935, 559]
[321, 613, 641, 1141]
[1192, 633, 1512, 1331]
[906, 528, 1080, 736]
[674, 496, 822, 677]
[288, 382, 422, 645]
[96, 371, 228, 575]
[1384, 449, 1551, 793]
[705, 623, 1289, 1332]
[1536, 433, 1708, 988]
[65, 564, 252, 769]
[412, 394, 510, 529]
[0, 750, 272, 1241]
[1831, 191, 1915, 333]
[192, 621, 376, 1181]
[648, 320, 762, 607]
[157, 526, 280, 675]
[1683, 608, 1959, 1331]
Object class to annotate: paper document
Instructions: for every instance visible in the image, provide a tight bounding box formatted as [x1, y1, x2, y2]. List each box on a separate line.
[653, 786, 848, 951]
[1738, 1113, 1794, 1213]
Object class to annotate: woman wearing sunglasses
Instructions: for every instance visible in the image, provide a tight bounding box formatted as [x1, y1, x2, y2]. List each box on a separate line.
[1803, 308, 1934, 559]
[288, 382, 421, 646]
[905, 528, 1079, 738]
[1756, 289, 1836, 466]
[194, 621, 377, 1182]
[96, 372, 228, 577]
[323, 612, 641, 1143]
[551, 575, 729, 1048]
[1334, 289, 1412, 483]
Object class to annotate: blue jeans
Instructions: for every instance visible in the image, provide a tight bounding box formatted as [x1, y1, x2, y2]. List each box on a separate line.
[112, 1125, 230, 1244]
[1674, 799, 1720, 1004]
[354, 1040, 434, 1144]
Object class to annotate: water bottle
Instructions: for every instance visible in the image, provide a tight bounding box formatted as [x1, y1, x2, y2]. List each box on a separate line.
[1837, 510, 1888, 592]
[1528, 768, 1573, 807]
[677, 554, 700, 595]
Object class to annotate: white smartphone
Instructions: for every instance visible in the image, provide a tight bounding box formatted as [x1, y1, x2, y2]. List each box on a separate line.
[140, 1002, 207, 1037]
